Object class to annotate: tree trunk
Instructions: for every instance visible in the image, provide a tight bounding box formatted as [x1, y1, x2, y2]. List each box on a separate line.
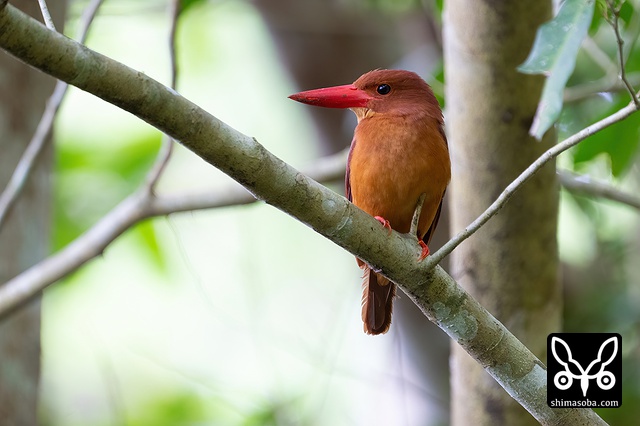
[444, 1, 560, 425]
[0, 1, 65, 424]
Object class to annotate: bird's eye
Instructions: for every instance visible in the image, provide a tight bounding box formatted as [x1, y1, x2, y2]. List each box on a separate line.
[376, 84, 391, 95]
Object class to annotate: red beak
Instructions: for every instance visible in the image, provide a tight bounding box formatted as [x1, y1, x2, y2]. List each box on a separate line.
[289, 84, 373, 109]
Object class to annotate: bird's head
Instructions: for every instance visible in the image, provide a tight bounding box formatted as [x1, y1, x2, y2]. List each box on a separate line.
[289, 69, 441, 122]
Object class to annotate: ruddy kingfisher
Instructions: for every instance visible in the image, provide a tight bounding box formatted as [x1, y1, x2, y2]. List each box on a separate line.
[290, 69, 450, 335]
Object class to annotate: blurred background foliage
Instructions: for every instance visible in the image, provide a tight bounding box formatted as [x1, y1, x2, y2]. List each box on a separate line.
[36, 0, 639, 424]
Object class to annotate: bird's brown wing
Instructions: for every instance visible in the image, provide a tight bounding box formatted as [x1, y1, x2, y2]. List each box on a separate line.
[422, 190, 445, 246]
[420, 125, 448, 245]
[345, 137, 356, 202]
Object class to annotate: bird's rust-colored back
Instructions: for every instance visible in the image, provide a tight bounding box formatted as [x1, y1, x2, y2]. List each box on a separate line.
[289, 69, 450, 335]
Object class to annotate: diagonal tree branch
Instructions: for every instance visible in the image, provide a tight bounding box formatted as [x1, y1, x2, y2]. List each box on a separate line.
[0, 4, 608, 424]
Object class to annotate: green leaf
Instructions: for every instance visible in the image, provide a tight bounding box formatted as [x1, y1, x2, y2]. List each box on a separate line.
[619, 1, 634, 25]
[590, 1, 606, 33]
[132, 219, 167, 270]
[180, 0, 207, 14]
[129, 392, 210, 426]
[435, 0, 444, 14]
[519, 0, 596, 140]
[427, 61, 445, 108]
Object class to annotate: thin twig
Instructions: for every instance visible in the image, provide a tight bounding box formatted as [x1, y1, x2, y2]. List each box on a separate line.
[558, 169, 640, 210]
[36, 0, 56, 30]
[427, 94, 640, 267]
[145, 0, 181, 192]
[0, 0, 105, 230]
[0, 80, 65, 229]
[607, 0, 640, 106]
[409, 193, 426, 237]
[76, 0, 105, 44]
[167, 0, 179, 90]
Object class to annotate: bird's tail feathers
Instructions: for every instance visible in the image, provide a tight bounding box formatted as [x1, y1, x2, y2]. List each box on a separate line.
[360, 265, 395, 335]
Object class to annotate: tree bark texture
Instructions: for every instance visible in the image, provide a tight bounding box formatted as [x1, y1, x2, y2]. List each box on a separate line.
[0, 1, 65, 424]
[444, 1, 560, 425]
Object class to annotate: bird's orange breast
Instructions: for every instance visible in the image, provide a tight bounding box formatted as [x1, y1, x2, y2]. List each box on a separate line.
[348, 114, 450, 237]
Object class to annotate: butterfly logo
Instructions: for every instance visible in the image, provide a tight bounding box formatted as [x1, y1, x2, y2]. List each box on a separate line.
[551, 336, 617, 397]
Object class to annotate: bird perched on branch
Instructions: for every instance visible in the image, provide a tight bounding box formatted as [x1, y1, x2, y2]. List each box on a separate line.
[289, 69, 450, 335]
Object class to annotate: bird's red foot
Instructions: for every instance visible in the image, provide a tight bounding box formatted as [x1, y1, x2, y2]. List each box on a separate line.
[418, 240, 430, 261]
[374, 216, 392, 235]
